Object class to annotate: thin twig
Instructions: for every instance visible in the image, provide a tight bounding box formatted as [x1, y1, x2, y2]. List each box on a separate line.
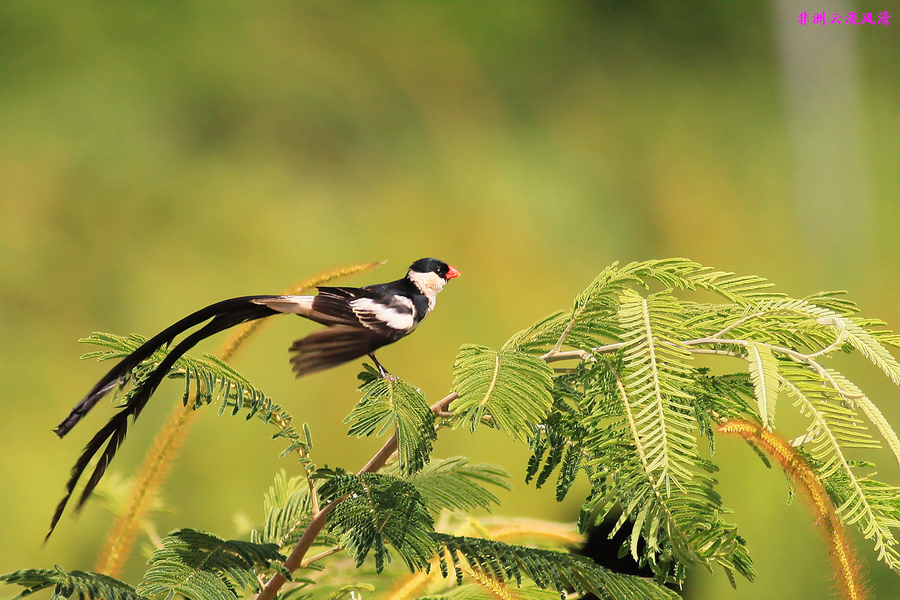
[541, 342, 626, 363]
[301, 546, 344, 567]
[540, 349, 589, 362]
[806, 331, 846, 360]
[706, 311, 764, 340]
[540, 321, 863, 404]
[681, 337, 865, 399]
[309, 478, 321, 516]
[682, 347, 745, 359]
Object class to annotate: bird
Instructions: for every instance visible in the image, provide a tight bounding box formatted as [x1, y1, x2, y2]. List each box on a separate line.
[48, 257, 460, 537]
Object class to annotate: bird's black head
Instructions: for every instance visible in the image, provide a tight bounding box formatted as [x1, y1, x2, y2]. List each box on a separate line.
[408, 258, 461, 281]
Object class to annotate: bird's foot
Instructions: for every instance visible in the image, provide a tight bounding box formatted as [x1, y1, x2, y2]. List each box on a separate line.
[369, 354, 397, 381]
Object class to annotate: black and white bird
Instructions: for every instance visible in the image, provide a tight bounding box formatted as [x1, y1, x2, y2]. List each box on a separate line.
[49, 257, 460, 537]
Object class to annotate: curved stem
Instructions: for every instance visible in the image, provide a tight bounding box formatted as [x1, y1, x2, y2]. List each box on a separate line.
[718, 419, 868, 600]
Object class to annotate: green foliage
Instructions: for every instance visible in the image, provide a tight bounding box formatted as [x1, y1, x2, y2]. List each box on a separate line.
[418, 582, 560, 600]
[137, 529, 285, 600]
[252, 470, 314, 549]
[345, 366, 436, 475]
[324, 583, 376, 600]
[450, 345, 555, 438]
[781, 362, 900, 570]
[511, 258, 900, 583]
[525, 369, 596, 502]
[7, 258, 900, 599]
[616, 289, 698, 497]
[434, 534, 680, 600]
[385, 456, 512, 513]
[319, 473, 438, 573]
[745, 342, 779, 429]
[0, 567, 146, 600]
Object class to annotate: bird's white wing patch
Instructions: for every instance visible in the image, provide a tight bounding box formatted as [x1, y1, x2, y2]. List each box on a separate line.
[394, 295, 415, 310]
[252, 296, 315, 315]
[351, 297, 415, 331]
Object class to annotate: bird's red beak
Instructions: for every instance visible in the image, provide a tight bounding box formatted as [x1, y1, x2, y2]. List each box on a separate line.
[446, 265, 461, 280]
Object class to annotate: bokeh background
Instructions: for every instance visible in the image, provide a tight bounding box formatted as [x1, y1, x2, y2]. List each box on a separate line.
[2, 1, 899, 598]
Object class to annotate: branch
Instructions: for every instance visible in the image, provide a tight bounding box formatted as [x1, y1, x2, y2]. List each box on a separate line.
[254, 392, 458, 600]
[301, 546, 343, 567]
[540, 342, 625, 363]
[541, 331, 864, 402]
[706, 311, 766, 340]
[806, 330, 847, 360]
[681, 337, 865, 400]
[542, 309, 850, 366]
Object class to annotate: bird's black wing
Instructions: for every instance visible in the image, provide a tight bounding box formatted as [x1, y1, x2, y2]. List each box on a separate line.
[289, 326, 394, 377]
[287, 285, 415, 376]
[48, 295, 282, 539]
[309, 286, 378, 326]
[311, 286, 414, 332]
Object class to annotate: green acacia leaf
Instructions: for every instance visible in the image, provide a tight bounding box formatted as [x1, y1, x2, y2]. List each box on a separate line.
[435, 534, 680, 600]
[386, 456, 511, 513]
[616, 290, 697, 494]
[345, 371, 436, 475]
[78, 333, 307, 455]
[319, 474, 437, 573]
[138, 529, 284, 600]
[252, 470, 314, 550]
[450, 345, 554, 438]
[0, 567, 146, 600]
[745, 342, 779, 429]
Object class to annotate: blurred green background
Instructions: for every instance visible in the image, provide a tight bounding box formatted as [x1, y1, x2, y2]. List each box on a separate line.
[1, 1, 899, 598]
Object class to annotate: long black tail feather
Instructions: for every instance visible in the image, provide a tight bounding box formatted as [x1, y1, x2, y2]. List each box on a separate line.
[54, 296, 281, 437]
[48, 296, 282, 539]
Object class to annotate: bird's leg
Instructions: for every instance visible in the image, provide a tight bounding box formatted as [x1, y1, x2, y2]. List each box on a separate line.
[368, 353, 396, 381]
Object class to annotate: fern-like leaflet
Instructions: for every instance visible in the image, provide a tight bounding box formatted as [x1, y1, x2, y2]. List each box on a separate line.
[319, 473, 437, 572]
[434, 534, 680, 600]
[345, 367, 436, 475]
[0, 567, 146, 600]
[137, 529, 285, 600]
[80, 332, 311, 458]
[450, 345, 554, 438]
[510, 259, 900, 582]
[385, 456, 511, 513]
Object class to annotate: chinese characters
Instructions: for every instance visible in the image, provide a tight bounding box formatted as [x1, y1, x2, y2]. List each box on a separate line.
[797, 11, 890, 25]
